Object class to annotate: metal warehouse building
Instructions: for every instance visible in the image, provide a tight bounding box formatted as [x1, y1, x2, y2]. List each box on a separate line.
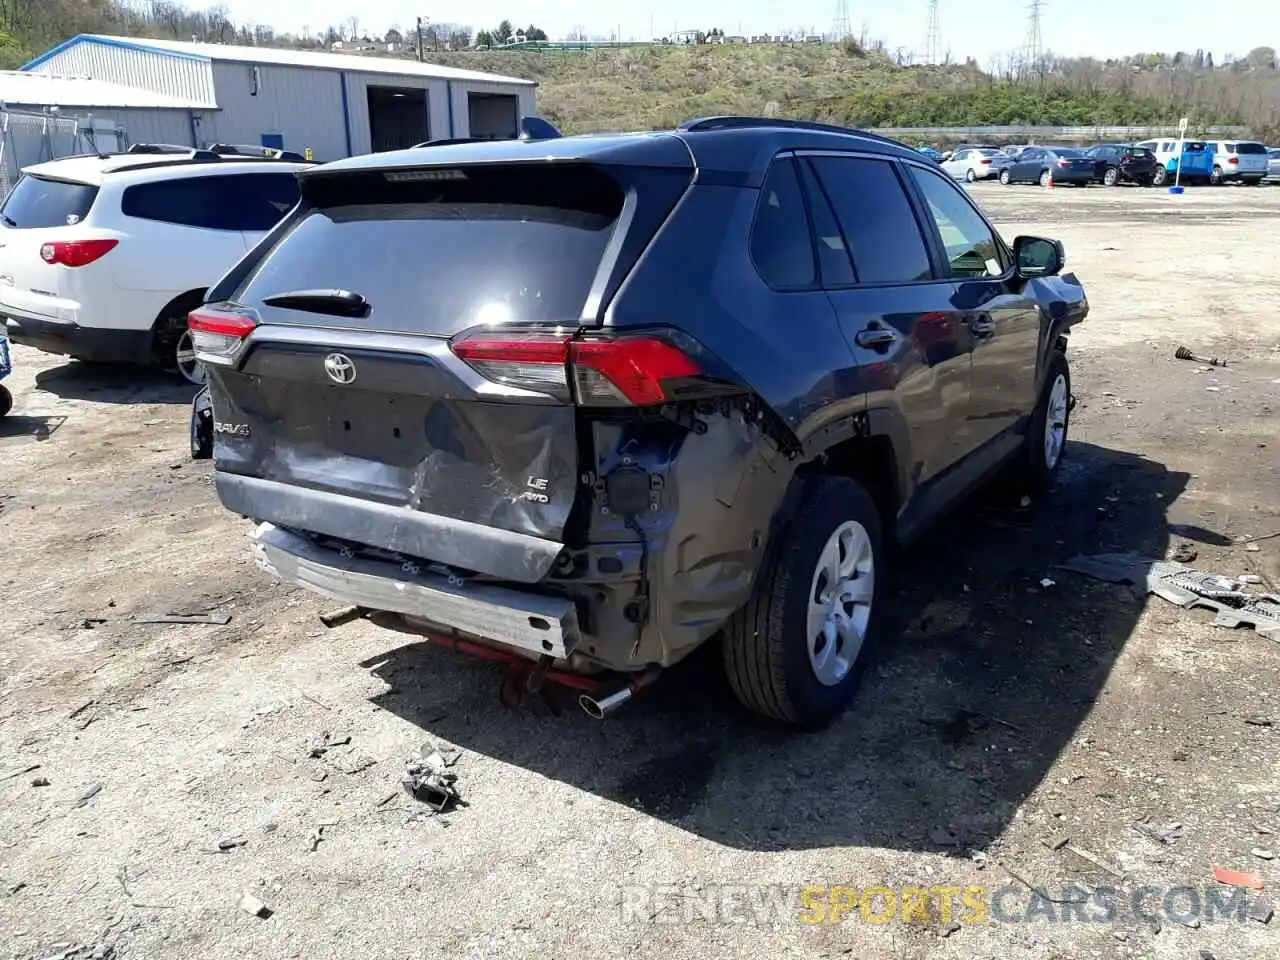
[20, 34, 537, 160]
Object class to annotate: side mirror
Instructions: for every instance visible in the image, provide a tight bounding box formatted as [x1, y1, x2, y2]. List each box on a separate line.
[1014, 235, 1065, 278]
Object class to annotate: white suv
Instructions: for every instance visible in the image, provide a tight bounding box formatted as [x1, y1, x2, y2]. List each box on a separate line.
[0, 146, 310, 383]
[1203, 140, 1270, 186]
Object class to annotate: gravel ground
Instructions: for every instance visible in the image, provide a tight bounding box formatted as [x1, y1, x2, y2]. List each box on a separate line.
[2, 182, 1279, 960]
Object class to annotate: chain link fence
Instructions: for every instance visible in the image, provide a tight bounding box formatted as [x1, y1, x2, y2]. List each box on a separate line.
[0, 111, 129, 198]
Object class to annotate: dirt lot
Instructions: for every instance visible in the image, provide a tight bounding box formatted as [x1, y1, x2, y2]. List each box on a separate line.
[2, 182, 1279, 960]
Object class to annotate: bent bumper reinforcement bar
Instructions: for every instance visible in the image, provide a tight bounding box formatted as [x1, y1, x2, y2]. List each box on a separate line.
[250, 522, 582, 660]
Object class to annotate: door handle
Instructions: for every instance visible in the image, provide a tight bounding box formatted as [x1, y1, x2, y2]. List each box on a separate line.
[969, 313, 995, 338]
[855, 326, 897, 349]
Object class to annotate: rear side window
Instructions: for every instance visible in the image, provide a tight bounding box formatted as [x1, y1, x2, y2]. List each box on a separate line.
[239, 163, 626, 333]
[221, 173, 301, 231]
[0, 175, 98, 228]
[1235, 142, 1267, 155]
[123, 176, 228, 229]
[751, 158, 816, 289]
[808, 156, 932, 285]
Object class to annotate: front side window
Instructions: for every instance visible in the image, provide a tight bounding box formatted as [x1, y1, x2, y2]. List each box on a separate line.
[808, 156, 932, 285]
[750, 157, 816, 290]
[907, 166, 1004, 279]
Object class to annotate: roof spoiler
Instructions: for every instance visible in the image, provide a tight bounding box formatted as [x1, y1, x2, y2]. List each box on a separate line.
[410, 117, 564, 149]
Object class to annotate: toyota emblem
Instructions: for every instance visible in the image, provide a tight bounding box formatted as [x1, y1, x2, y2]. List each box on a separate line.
[324, 353, 357, 385]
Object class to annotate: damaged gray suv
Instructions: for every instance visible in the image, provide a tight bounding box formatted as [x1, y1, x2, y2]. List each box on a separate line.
[193, 116, 1088, 727]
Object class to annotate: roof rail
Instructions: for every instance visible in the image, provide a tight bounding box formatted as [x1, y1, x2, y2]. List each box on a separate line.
[412, 137, 486, 148]
[126, 143, 200, 155]
[678, 116, 906, 146]
[208, 142, 311, 162]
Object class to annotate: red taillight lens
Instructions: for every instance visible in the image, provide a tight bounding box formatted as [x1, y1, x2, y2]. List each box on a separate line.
[1057, 159, 1070, 167]
[189, 306, 257, 365]
[38, 239, 118, 267]
[980, 158, 992, 165]
[1229, 156, 1239, 165]
[450, 331, 705, 407]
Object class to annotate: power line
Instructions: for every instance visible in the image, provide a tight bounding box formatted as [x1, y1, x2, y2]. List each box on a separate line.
[923, 0, 942, 64]
[1023, 0, 1045, 71]
[831, 0, 852, 40]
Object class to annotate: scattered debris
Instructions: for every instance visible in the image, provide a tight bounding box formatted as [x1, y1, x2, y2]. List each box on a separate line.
[307, 825, 325, 851]
[338, 754, 377, 775]
[1252, 848, 1275, 860]
[1212, 864, 1265, 890]
[1056, 553, 1280, 640]
[1174, 914, 1201, 929]
[1198, 950, 1216, 960]
[1043, 832, 1071, 851]
[0, 762, 40, 782]
[80, 617, 108, 629]
[403, 748, 462, 814]
[217, 837, 247, 852]
[310, 770, 328, 783]
[938, 920, 961, 938]
[74, 783, 103, 808]
[1064, 843, 1124, 879]
[1240, 574, 1264, 585]
[1244, 717, 1275, 727]
[301, 692, 332, 711]
[1237, 530, 1280, 546]
[238, 891, 273, 919]
[1248, 896, 1274, 924]
[1172, 542, 1199, 563]
[133, 612, 232, 625]
[31, 776, 50, 787]
[306, 731, 351, 758]
[1246, 543, 1262, 553]
[1131, 821, 1182, 846]
[1175, 345, 1227, 366]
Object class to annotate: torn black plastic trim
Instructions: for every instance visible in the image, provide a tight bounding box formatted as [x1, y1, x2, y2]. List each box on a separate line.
[215, 473, 565, 583]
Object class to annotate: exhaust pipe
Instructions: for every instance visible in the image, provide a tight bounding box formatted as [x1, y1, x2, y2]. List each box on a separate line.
[579, 666, 661, 720]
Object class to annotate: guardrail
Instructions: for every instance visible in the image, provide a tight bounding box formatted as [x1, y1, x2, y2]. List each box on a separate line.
[869, 124, 1251, 140]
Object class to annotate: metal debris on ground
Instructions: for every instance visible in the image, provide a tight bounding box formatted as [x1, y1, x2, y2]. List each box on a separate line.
[216, 837, 246, 851]
[1056, 553, 1280, 640]
[1175, 345, 1227, 366]
[133, 612, 232, 625]
[0, 762, 39, 782]
[306, 730, 351, 758]
[1172, 542, 1199, 563]
[1251, 848, 1275, 860]
[1211, 864, 1265, 890]
[402, 745, 463, 814]
[307, 825, 325, 851]
[319, 605, 367, 628]
[237, 891, 273, 918]
[1249, 897, 1274, 924]
[74, 783, 103, 808]
[1131, 820, 1182, 846]
[31, 776, 50, 787]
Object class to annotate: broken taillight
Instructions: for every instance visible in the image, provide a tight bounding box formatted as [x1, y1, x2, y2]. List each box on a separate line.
[39, 239, 118, 267]
[450, 330, 707, 407]
[189, 306, 257, 366]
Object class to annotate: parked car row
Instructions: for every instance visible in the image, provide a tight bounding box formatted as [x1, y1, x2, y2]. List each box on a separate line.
[929, 137, 1276, 189]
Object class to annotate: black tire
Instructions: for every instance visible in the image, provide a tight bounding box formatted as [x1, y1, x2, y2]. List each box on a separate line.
[1210, 165, 1224, 185]
[190, 387, 213, 460]
[965, 168, 976, 183]
[1152, 166, 1168, 186]
[1012, 351, 1071, 494]
[999, 168, 1012, 185]
[0, 384, 11, 419]
[1039, 169, 1052, 187]
[1103, 166, 1119, 186]
[723, 475, 884, 728]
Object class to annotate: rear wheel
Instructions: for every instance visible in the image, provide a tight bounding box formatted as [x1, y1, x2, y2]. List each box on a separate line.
[1012, 351, 1071, 494]
[1153, 166, 1168, 186]
[723, 476, 882, 728]
[1039, 169, 1052, 187]
[1103, 166, 1120, 186]
[155, 313, 206, 386]
[0, 384, 11, 419]
[965, 167, 976, 183]
[1210, 165, 1224, 185]
[999, 168, 1012, 185]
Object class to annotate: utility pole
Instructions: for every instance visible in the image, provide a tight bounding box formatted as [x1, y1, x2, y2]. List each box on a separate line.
[416, 16, 426, 61]
[924, 0, 942, 64]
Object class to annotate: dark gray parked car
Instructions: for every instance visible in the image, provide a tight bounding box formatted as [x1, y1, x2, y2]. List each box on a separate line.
[190, 116, 1088, 727]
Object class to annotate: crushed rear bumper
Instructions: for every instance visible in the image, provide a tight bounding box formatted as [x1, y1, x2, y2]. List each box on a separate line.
[250, 522, 583, 661]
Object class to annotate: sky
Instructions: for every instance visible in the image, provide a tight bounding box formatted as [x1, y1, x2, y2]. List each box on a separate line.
[220, 1, 1280, 66]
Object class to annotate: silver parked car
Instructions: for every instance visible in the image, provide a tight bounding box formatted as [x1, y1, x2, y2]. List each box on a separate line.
[1268, 148, 1280, 182]
[942, 147, 1010, 183]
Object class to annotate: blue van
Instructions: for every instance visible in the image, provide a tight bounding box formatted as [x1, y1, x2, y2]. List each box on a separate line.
[1135, 138, 1215, 185]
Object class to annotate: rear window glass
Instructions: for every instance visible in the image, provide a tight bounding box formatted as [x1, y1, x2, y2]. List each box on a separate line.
[1054, 149, 1085, 158]
[1125, 147, 1153, 157]
[1235, 142, 1267, 155]
[0, 175, 98, 228]
[1184, 142, 1207, 152]
[239, 165, 623, 332]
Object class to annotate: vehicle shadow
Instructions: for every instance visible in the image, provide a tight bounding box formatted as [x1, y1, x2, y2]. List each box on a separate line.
[362, 440, 1186, 853]
[33, 362, 196, 405]
[0, 415, 67, 440]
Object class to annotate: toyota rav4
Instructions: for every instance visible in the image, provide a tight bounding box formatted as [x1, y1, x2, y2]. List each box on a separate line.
[194, 117, 1088, 727]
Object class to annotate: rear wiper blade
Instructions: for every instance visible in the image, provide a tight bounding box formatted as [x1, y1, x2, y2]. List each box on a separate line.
[0, 215, 16, 228]
[261, 288, 370, 318]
